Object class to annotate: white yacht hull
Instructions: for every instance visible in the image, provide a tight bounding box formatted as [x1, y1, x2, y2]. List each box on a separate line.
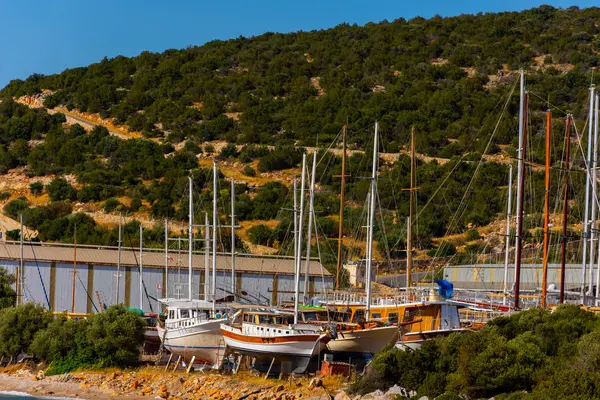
[158, 319, 225, 367]
[220, 324, 328, 373]
[328, 325, 399, 354]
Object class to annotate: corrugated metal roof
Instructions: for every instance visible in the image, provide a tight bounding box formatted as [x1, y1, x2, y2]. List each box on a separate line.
[0, 241, 330, 277]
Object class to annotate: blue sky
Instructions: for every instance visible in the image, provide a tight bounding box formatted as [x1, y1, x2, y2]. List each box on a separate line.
[0, 1, 597, 88]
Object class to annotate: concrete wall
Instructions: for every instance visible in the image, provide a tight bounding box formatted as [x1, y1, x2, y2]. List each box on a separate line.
[443, 264, 594, 291]
[4, 260, 333, 313]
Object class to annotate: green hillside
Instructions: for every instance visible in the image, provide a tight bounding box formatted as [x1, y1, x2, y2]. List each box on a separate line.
[0, 5, 598, 273]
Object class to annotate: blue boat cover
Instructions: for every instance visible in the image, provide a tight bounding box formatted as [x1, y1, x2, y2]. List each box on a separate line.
[434, 279, 454, 299]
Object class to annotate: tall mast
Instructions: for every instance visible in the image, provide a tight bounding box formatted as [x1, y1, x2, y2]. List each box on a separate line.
[231, 178, 236, 301]
[407, 127, 415, 291]
[140, 224, 144, 311]
[592, 93, 600, 299]
[303, 151, 317, 302]
[294, 156, 307, 324]
[365, 122, 378, 321]
[212, 161, 218, 307]
[71, 224, 77, 313]
[513, 71, 527, 310]
[188, 177, 193, 301]
[502, 165, 513, 306]
[336, 125, 347, 289]
[541, 110, 552, 308]
[204, 213, 210, 301]
[115, 212, 122, 304]
[560, 115, 572, 304]
[583, 86, 596, 298]
[18, 214, 23, 306]
[164, 219, 168, 299]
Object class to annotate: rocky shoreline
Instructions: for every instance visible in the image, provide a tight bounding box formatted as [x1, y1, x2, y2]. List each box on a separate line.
[0, 365, 355, 400]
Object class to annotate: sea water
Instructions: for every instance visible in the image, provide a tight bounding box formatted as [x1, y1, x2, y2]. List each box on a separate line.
[0, 392, 76, 399]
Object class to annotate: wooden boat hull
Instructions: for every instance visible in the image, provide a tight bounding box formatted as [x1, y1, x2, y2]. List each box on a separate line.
[327, 325, 399, 355]
[158, 319, 225, 367]
[220, 325, 327, 373]
[395, 328, 468, 351]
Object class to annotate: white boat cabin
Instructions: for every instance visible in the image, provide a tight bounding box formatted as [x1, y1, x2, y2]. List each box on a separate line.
[161, 299, 229, 330]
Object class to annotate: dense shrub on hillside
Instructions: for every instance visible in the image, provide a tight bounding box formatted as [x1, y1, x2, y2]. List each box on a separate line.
[247, 224, 275, 246]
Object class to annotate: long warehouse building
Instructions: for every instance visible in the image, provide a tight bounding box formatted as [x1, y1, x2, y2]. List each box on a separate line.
[0, 241, 332, 313]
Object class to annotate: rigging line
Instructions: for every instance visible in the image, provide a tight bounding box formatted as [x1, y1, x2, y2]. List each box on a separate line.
[527, 90, 572, 117]
[312, 215, 328, 300]
[445, 77, 517, 237]
[390, 78, 519, 251]
[316, 128, 342, 166]
[571, 113, 600, 211]
[27, 243, 50, 310]
[122, 216, 154, 313]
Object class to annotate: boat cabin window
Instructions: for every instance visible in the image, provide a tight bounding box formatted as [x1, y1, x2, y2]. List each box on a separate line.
[389, 313, 398, 324]
[403, 309, 415, 322]
[353, 309, 365, 323]
[372, 313, 381, 320]
[275, 316, 289, 325]
[258, 315, 271, 324]
[168, 310, 175, 319]
[243, 314, 255, 323]
[180, 309, 190, 319]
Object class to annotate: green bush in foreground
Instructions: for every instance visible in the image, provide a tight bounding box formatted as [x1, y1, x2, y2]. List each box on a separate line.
[33, 305, 145, 374]
[352, 305, 600, 399]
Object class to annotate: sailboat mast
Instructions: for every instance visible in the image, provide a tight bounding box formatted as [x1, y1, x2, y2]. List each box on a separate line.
[365, 122, 378, 321]
[592, 93, 600, 299]
[589, 93, 599, 301]
[502, 165, 513, 305]
[16, 214, 22, 306]
[115, 212, 122, 304]
[582, 86, 595, 298]
[140, 224, 144, 310]
[560, 115, 572, 304]
[71, 224, 77, 314]
[204, 213, 210, 301]
[164, 218, 168, 299]
[407, 127, 415, 291]
[212, 162, 218, 307]
[188, 177, 193, 301]
[231, 178, 236, 301]
[294, 156, 307, 324]
[303, 151, 317, 302]
[336, 125, 347, 289]
[541, 110, 552, 308]
[513, 70, 526, 310]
